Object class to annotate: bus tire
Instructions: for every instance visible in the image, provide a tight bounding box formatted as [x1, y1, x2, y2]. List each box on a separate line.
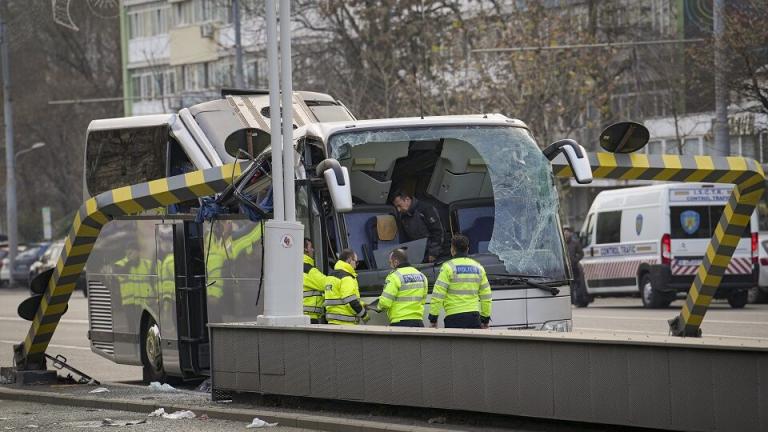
[727, 290, 748, 309]
[640, 273, 672, 309]
[141, 316, 167, 384]
[747, 286, 768, 304]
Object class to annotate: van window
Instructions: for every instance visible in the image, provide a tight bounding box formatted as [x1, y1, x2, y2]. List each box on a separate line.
[86, 126, 168, 197]
[595, 211, 621, 244]
[670, 206, 750, 239]
[581, 213, 595, 247]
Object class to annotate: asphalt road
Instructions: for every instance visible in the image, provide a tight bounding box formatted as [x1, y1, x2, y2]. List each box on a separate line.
[0, 287, 766, 384]
[0, 399, 316, 431]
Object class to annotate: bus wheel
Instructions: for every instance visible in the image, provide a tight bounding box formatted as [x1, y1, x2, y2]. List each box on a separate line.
[727, 290, 748, 309]
[141, 317, 166, 383]
[640, 274, 672, 309]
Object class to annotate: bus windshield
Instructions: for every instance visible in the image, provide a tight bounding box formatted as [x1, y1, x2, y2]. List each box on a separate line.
[328, 125, 566, 280]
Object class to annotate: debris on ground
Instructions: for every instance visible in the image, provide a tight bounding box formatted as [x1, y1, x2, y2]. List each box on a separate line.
[147, 382, 176, 392]
[245, 417, 277, 428]
[101, 419, 146, 427]
[427, 416, 446, 424]
[88, 387, 110, 394]
[161, 410, 196, 420]
[23, 426, 37, 429]
[195, 379, 211, 393]
[147, 408, 165, 417]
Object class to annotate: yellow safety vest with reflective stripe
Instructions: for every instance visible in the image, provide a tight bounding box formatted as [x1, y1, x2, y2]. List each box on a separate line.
[115, 257, 153, 307]
[324, 260, 364, 325]
[378, 266, 428, 324]
[303, 255, 326, 319]
[429, 256, 492, 319]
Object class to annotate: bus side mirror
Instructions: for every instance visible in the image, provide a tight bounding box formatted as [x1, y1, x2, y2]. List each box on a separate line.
[316, 158, 352, 212]
[543, 139, 592, 184]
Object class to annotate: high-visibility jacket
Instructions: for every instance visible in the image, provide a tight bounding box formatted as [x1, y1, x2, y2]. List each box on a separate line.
[324, 260, 366, 325]
[115, 257, 153, 307]
[429, 256, 492, 322]
[378, 265, 428, 324]
[303, 255, 326, 319]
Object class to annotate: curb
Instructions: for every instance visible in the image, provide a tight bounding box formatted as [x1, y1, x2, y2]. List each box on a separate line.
[0, 386, 448, 432]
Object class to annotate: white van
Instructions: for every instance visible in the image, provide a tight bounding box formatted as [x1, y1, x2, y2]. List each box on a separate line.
[579, 183, 758, 308]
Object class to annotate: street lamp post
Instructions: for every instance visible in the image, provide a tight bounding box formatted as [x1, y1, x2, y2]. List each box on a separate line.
[5, 141, 46, 270]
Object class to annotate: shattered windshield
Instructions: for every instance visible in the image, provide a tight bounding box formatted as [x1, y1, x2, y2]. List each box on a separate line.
[328, 125, 567, 279]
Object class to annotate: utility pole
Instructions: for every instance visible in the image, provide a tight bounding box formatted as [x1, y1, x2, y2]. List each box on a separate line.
[232, 0, 244, 88]
[0, 7, 17, 273]
[713, 0, 730, 156]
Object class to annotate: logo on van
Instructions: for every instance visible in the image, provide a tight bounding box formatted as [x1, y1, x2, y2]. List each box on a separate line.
[635, 214, 643, 235]
[680, 210, 701, 235]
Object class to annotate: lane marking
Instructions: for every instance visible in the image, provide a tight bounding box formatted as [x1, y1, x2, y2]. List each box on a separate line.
[576, 327, 768, 341]
[0, 316, 88, 325]
[0, 340, 90, 351]
[572, 314, 768, 326]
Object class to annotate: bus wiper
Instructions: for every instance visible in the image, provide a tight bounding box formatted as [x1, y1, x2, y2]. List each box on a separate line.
[487, 274, 561, 296]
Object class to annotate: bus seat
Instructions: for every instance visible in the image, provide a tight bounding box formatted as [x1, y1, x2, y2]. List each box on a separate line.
[463, 216, 494, 254]
[364, 215, 401, 268]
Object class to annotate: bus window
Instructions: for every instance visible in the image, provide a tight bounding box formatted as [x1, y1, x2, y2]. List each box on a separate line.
[595, 211, 621, 244]
[86, 126, 168, 197]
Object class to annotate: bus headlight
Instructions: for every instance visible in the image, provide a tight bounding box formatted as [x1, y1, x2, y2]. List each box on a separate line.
[541, 319, 572, 332]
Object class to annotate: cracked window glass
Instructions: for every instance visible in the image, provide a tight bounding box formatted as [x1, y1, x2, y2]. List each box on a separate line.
[328, 125, 567, 279]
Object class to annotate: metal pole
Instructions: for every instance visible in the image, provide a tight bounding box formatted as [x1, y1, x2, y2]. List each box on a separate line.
[256, 0, 307, 326]
[713, 0, 730, 156]
[279, 0, 295, 222]
[265, 0, 283, 221]
[1, 15, 17, 273]
[232, 0, 244, 88]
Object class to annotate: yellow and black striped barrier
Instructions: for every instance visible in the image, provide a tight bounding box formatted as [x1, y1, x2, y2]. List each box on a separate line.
[553, 152, 765, 336]
[13, 163, 244, 370]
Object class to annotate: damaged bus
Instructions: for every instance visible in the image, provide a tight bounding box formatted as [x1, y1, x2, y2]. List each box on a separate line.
[82, 91, 595, 381]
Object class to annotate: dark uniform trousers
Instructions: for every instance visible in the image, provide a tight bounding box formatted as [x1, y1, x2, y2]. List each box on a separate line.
[443, 311, 482, 329]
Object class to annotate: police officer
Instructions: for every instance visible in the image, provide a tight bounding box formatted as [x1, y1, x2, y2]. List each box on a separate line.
[563, 227, 588, 306]
[302, 238, 326, 323]
[377, 249, 428, 327]
[429, 234, 492, 329]
[324, 249, 370, 325]
[392, 191, 448, 263]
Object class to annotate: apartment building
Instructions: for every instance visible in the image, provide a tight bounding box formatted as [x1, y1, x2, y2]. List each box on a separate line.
[122, 0, 266, 115]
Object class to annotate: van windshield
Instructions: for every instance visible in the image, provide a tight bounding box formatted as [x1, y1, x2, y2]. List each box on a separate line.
[328, 125, 567, 280]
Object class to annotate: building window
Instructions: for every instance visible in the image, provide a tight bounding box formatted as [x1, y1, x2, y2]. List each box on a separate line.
[128, 5, 169, 39]
[183, 63, 208, 90]
[682, 137, 700, 156]
[173, 0, 216, 27]
[647, 140, 662, 154]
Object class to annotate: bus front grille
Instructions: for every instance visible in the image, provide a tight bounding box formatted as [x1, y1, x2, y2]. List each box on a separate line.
[87, 280, 114, 354]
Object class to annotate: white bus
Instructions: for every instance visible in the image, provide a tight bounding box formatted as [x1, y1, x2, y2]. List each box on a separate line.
[82, 91, 590, 382]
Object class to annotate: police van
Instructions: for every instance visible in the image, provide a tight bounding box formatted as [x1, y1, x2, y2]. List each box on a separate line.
[579, 183, 758, 308]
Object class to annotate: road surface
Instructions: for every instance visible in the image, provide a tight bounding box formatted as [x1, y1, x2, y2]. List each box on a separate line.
[0, 287, 766, 384]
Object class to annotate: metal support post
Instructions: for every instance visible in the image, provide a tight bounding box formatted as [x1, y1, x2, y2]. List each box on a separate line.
[264, 0, 283, 222]
[232, 0, 244, 88]
[255, 0, 307, 326]
[1, 15, 17, 273]
[713, 0, 730, 156]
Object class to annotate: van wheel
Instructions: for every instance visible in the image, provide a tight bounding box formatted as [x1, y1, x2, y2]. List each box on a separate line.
[141, 317, 166, 384]
[727, 290, 748, 309]
[747, 286, 768, 304]
[640, 274, 672, 309]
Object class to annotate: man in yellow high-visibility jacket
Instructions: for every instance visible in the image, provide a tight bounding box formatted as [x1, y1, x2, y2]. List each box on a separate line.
[378, 249, 428, 327]
[429, 234, 492, 329]
[302, 238, 326, 323]
[324, 249, 369, 325]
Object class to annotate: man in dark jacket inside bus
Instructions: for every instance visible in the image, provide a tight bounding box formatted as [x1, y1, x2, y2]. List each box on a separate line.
[392, 191, 448, 263]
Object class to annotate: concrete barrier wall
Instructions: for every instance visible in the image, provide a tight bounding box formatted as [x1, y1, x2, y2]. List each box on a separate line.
[209, 325, 768, 432]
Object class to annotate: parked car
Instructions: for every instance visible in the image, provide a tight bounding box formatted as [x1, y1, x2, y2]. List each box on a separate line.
[10, 243, 50, 287]
[27, 239, 87, 296]
[748, 236, 768, 303]
[0, 245, 25, 287]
